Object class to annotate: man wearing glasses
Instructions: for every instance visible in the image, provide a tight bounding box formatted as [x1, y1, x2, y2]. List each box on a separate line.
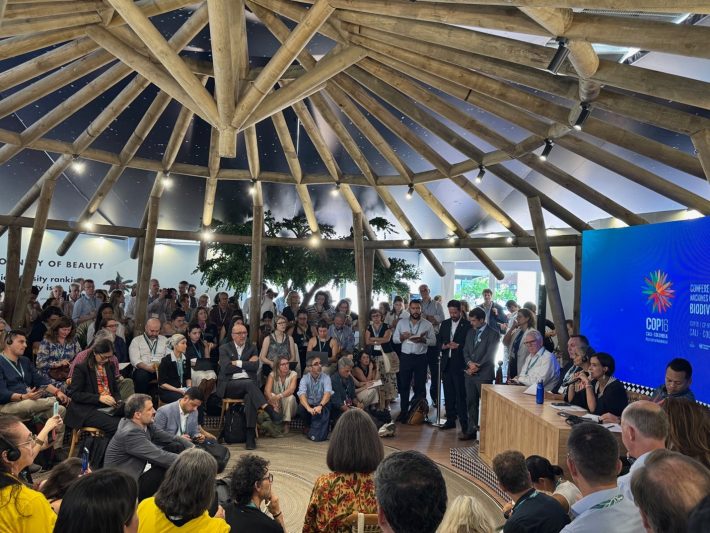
[509, 330, 560, 391]
[297, 353, 333, 440]
[224, 454, 285, 532]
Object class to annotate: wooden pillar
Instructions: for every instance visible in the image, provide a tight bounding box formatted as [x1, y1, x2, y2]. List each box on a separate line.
[12, 158, 65, 326]
[352, 211, 368, 346]
[527, 196, 570, 361]
[364, 248, 375, 311]
[198, 224, 208, 266]
[3, 226, 21, 324]
[133, 174, 163, 335]
[130, 203, 150, 259]
[249, 184, 265, 343]
[691, 129, 710, 183]
[573, 244, 582, 334]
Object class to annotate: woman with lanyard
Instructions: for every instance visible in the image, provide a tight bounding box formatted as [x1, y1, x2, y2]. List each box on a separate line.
[305, 320, 340, 374]
[364, 308, 397, 409]
[185, 324, 217, 388]
[288, 309, 312, 375]
[208, 292, 234, 343]
[502, 308, 536, 382]
[259, 315, 298, 381]
[157, 334, 192, 404]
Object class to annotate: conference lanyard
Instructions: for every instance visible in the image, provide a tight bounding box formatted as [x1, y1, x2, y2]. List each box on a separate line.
[512, 490, 539, 515]
[2, 354, 25, 382]
[317, 339, 329, 352]
[590, 494, 624, 510]
[408, 320, 422, 337]
[524, 351, 543, 374]
[144, 334, 158, 356]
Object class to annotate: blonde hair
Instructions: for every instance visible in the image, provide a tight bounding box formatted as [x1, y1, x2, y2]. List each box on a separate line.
[436, 495, 495, 533]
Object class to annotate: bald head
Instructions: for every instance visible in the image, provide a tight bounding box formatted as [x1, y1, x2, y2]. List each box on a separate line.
[231, 324, 248, 345]
[145, 318, 161, 339]
[621, 400, 668, 458]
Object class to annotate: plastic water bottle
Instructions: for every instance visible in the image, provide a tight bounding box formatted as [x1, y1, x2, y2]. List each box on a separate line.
[536, 379, 544, 405]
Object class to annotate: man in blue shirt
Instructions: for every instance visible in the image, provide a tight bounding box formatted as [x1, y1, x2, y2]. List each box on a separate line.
[71, 279, 98, 324]
[328, 313, 355, 355]
[297, 353, 332, 437]
[650, 358, 695, 404]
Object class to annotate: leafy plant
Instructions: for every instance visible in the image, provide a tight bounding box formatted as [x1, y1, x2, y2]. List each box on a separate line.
[103, 272, 133, 292]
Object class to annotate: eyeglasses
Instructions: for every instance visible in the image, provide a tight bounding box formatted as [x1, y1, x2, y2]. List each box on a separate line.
[523, 340, 537, 345]
[310, 361, 322, 366]
[105, 323, 118, 328]
[17, 433, 37, 449]
[232, 331, 248, 336]
[261, 473, 274, 483]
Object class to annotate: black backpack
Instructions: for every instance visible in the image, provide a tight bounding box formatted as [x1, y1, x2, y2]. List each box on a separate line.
[220, 404, 246, 444]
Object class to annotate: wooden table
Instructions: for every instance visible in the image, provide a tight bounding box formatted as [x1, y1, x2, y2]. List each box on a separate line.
[479, 384, 624, 474]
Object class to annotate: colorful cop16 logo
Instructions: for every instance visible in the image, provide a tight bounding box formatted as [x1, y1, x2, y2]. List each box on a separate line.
[642, 270, 675, 313]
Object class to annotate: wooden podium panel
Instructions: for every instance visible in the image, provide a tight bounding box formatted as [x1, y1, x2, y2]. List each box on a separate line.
[479, 384, 574, 472]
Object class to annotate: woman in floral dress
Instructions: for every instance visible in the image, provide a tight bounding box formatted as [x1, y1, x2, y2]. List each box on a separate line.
[36, 316, 81, 392]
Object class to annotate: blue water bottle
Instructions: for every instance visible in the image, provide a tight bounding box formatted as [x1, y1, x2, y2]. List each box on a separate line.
[536, 379, 544, 405]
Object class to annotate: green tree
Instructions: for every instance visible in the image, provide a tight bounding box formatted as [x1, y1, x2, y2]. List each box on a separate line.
[195, 213, 420, 305]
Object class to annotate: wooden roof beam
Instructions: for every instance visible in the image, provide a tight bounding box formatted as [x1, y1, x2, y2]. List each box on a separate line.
[692, 130, 710, 184]
[202, 128, 221, 228]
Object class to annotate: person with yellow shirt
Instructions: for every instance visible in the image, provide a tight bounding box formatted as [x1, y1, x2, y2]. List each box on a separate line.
[0, 414, 58, 533]
[137, 447, 229, 532]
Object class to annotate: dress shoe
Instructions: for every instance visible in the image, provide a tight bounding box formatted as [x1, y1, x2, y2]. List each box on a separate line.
[245, 428, 257, 450]
[439, 420, 457, 430]
[265, 405, 283, 424]
[458, 432, 476, 441]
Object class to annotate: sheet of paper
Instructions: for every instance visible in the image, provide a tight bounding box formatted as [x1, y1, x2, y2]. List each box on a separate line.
[523, 383, 537, 395]
[118, 362, 131, 370]
[550, 403, 587, 412]
[367, 379, 383, 389]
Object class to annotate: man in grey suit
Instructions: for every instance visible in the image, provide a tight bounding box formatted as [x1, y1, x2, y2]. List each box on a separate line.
[104, 393, 192, 500]
[460, 306, 500, 441]
[217, 323, 281, 449]
[154, 387, 216, 443]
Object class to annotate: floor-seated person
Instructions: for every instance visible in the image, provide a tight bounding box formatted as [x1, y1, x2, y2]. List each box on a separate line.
[153, 388, 223, 469]
[104, 393, 192, 501]
[224, 454, 285, 532]
[493, 450, 570, 533]
[297, 353, 332, 440]
[651, 357, 694, 403]
[328, 312, 355, 357]
[305, 320, 339, 375]
[330, 358, 374, 427]
[509, 330, 560, 391]
[158, 334, 192, 404]
[217, 324, 282, 450]
[38, 457, 84, 513]
[264, 355, 298, 433]
[65, 339, 125, 438]
[570, 353, 628, 423]
[129, 319, 167, 394]
[0, 329, 69, 459]
[351, 352, 380, 409]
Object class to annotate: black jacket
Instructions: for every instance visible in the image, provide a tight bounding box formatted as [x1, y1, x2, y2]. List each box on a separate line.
[438, 318, 472, 373]
[66, 361, 120, 429]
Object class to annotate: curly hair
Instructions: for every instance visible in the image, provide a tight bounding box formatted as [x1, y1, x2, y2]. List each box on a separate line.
[44, 315, 76, 343]
[229, 454, 270, 505]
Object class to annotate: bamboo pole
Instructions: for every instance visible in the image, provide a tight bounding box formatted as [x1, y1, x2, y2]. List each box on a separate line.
[0, 0, 6, 25]
[11, 156, 68, 327]
[245, 127, 260, 181]
[207, 0, 236, 156]
[573, 244, 582, 334]
[202, 128, 221, 227]
[528, 196, 569, 360]
[0, 172, 56, 237]
[0, 12, 101, 38]
[352, 211, 368, 343]
[249, 184, 265, 340]
[4, 1, 102, 18]
[364, 249, 375, 311]
[231, 0, 334, 129]
[691, 129, 710, 183]
[133, 174, 164, 335]
[3, 226, 21, 325]
[0, 27, 87, 60]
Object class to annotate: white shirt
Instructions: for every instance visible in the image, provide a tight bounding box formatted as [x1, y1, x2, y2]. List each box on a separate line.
[617, 451, 651, 502]
[177, 409, 190, 437]
[129, 334, 168, 368]
[393, 318, 436, 355]
[562, 487, 645, 533]
[517, 347, 560, 390]
[554, 480, 582, 517]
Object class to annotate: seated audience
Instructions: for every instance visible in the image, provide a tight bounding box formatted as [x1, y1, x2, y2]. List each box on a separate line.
[87, 303, 125, 345]
[38, 457, 83, 513]
[617, 401, 668, 501]
[185, 324, 217, 388]
[154, 388, 217, 452]
[288, 308, 312, 373]
[329, 312, 355, 355]
[108, 289, 126, 325]
[352, 352, 382, 408]
[71, 279, 99, 325]
[65, 339, 125, 437]
[553, 335, 592, 398]
[25, 305, 63, 359]
[510, 329, 560, 391]
[259, 314, 298, 379]
[661, 397, 710, 469]
[281, 291, 301, 325]
[258, 311, 275, 349]
[100, 318, 129, 364]
[53, 468, 138, 533]
[297, 353, 333, 438]
[158, 334, 192, 404]
[630, 449, 710, 533]
[375, 450, 447, 533]
[688, 495, 710, 533]
[36, 316, 80, 392]
[330, 358, 374, 426]
[304, 409, 383, 532]
[570, 353, 628, 421]
[264, 355, 298, 433]
[147, 288, 177, 325]
[364, 308, 397, 409]
[209, 292, 235, 342]
[95, 289, 109, 305]
[561, 423, 644, 532]
[104, 393, 192, 501]
[25, 286, 43, 328]
[225, 453, 284, 532]
[437, 495, 497, 533]
[69, 330, 134, 400]
[129, 318, 167, 394]
[307, 290, 335, 335]
[336, 298, 359, 329]
[192, 306, 220, 344]
[217, 324, 282, 450]
[493, 450, 570, 532]
[161, 309, 188, 337]
[525, 455, 581, 514]
[137, 447, 229, 532]
[305, 320, 340, 373]
[0, 330, 69, 456]
[651, 357, 694, 403]
[0, 415, 57, 532]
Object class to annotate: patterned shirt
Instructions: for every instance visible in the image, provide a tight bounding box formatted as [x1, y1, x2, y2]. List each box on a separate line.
[303, 472, 377, 533]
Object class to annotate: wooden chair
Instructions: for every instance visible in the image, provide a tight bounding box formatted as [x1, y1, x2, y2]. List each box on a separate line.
[342, 512, 381, 533]
[68, 427, 105, 457]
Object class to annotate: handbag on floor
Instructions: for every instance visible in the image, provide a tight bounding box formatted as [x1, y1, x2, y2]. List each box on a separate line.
[196, 439, 230, 473]
[406, 397, 430, 425]
[307, 405, 330, 442]
[220, 404, 246, 444]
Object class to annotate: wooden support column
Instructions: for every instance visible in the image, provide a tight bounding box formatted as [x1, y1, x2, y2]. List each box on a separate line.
[352, 211, 368, 345]
[573, 244, 582, 335]
[364, 248, 375, 311]
[133, 174, 164, 335]
[12, 156, 67, 327]
[3, 226, 21, 324]
[691, 129, 710, 184]
[528, 196, 569, 361]
[249, 183, 265, 343]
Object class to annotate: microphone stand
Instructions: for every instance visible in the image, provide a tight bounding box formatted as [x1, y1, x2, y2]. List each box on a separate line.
[429, 353, 446, 427]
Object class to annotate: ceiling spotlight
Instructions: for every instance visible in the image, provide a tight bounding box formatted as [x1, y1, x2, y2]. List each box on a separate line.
[310, 235, 320, 247]
[71, 160, 85, 174]
[248, 178, 257, 195]
[201, 231, 212, 241]
[406, 183, 414, 199]
[83, 221, 95, 231]
[475, 165, 486, 184]
[161, 174, 173, 188]
[506, 236, 514, 244]
[547, 37, 570, 74]
[573, 103, 591, 131]
[403, 239, 410, 246]
[448, 235, 458, 244]
[539, 139, 554, 161]
[331, 182, 341, 196]
[685, 209, 702, 220]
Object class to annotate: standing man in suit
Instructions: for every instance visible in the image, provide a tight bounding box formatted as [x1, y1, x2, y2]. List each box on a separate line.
[217, 323, 282, 449]
[437, 300, 471, 433]
[460, 307, 500, 441]
[480, 288, 507, 334]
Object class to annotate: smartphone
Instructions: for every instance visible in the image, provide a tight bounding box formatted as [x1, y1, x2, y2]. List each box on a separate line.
[81, 447, 90, 474]
[52, 401, 59, 417]
[551, 402, 572, 407]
